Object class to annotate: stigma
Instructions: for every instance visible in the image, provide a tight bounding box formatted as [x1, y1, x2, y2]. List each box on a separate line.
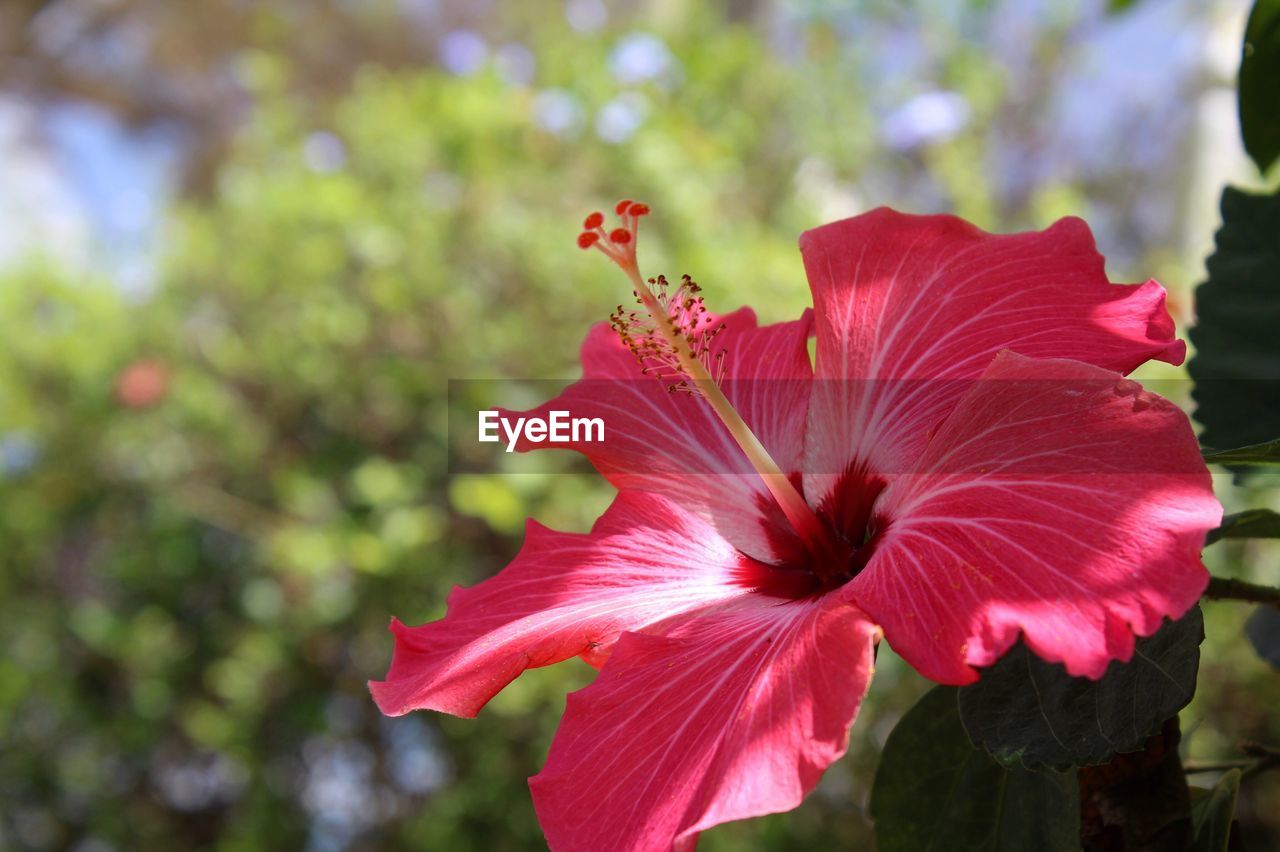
[577, 200, 650, 270]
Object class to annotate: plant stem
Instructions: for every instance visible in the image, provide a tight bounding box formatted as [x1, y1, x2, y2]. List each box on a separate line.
[1184, 744, 1280, 779]
[1240, 744, 1280, 780]
[1203, 576, 1280, 606]
[1183, 760, 1254, 773]
[174, 482, 289, 539]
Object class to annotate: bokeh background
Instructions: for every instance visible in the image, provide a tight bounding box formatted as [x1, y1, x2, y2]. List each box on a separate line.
[1, 0, 1277, 849]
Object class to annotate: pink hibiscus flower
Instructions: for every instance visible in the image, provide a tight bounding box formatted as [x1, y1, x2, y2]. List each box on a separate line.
[371, 202, 1220, 851]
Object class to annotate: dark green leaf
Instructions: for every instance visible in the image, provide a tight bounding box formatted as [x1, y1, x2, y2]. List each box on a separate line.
[958, 607, 1203, 771]
[870, 686, 1079, 852]
[1245, 604, 1280, 667]
[1188, 187, 1280, 453]
[1240, 0, 1280, 172]
[1205, 508, 1280, 544]
[1188, 769, 1242, 852]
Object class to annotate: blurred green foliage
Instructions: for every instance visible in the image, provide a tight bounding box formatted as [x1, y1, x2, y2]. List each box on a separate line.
[0, 15, 887, 850]
[0, 2, 1277, 850]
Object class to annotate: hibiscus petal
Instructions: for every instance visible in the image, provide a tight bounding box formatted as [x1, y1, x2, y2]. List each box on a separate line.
[798, 209, 1185, 510]
[847, 351, 1220, 684]
[505, 308, 814, 564]
[370, 492, 757, 718]
[530, 596, 879, 852]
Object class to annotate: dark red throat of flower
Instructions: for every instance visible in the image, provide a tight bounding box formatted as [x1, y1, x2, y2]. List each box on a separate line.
[576, 199, 850, 579]
[744, 465, 891, 599]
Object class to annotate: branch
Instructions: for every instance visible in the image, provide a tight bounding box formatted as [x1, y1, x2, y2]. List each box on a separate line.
[1203, 576, 1280, 606]
[1183, 760, 1253, 773]
[1184, 744, 1280, 779]
[1240, 743, 1280, 780]
[173, 482, 291, 539]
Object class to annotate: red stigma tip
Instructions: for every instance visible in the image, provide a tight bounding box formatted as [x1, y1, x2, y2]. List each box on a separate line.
[583, 211, 605, 229]
[628, 203, 650, 216]
[577, 232, 600, 249]
[615, 199, 634, 215]
[609, 228, 632, 244]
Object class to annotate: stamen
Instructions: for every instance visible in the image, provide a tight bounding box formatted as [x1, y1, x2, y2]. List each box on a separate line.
[610, 274, 726, 393]
[578, 200, 833, 558]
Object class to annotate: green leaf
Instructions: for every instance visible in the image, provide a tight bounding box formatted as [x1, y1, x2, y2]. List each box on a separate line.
[1245, 604, 1280, 667]
[1205, 507, 1280, 544]
[957, 607, 1203, 771]
[1240, 0, 1280, 172]
[1201, 438, 1280, 468]
[1187, 769, 1242, 852]
[870, 686, 1080, 852]
[1188, 187, 1280, 452]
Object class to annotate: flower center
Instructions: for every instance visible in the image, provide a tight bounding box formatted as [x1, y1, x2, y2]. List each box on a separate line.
[579, 201, 850, 577]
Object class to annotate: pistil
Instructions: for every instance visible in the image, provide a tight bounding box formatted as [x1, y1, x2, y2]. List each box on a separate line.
[579, 201, 837, 563]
